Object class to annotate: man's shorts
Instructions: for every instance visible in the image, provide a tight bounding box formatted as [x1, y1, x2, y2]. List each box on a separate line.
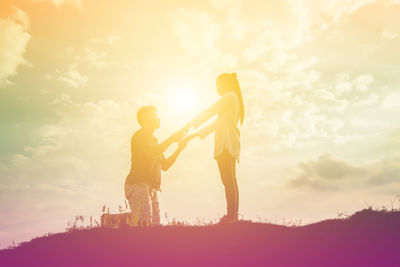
[125, 183, 152, 224]
[124, 183, 160, 225]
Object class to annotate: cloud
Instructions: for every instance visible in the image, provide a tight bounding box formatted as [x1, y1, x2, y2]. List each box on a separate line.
[0, 7, 31, 87]
[322, 0, 376, 23]
[166, 0, 391, 155]
[288, 153, 400, 190]
[368, 159, 400, 186]
[331, 73, 375, 102]
[288, 154, 365, 190]
[166, 0, 400, 158]
[209, 0, 241, 9]
[55, 64, 88, 89]
[301, 154, 366, 180]
[306, 0, 400, 76]
[380, 91, 400, 110]
[171, 3, 383, 152]
[0, 97, 134, 207]
[381, 30, 398, 40]
[51, 0, 83, 9]
[46, 35, 119, 86]
[89, 35, 120, 46]
[83, 36, 120, 69]
[238, 1, 313, 62]
[10, 6, 30, 28]
[169, 8, 221, 69]
[27, 0, 83, 10]
[83, 48, 108, 69]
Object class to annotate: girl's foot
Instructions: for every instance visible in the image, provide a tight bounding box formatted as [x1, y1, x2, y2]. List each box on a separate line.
[217, 215, 237, 225]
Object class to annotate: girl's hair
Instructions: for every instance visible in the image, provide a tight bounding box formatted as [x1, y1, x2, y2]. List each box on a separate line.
[217, 73, 245, 125]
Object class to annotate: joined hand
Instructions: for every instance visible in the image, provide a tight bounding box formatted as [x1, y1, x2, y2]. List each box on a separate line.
[171, 128, 187, 142]
[178, 134, 198, 150]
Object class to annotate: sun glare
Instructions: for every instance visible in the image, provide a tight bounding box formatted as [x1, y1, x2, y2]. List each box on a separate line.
[166, 79, 201, 117]
[174, 89, 196, 111]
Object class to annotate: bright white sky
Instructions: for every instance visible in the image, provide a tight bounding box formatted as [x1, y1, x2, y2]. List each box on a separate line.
[1, 0, 400, 248]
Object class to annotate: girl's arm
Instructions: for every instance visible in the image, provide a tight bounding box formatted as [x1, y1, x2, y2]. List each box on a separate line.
[196, 120, 217, 140]
[189, 93, 232, 129]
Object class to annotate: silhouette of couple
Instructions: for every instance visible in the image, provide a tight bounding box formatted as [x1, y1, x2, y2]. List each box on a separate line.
[124, 73, 245, 226]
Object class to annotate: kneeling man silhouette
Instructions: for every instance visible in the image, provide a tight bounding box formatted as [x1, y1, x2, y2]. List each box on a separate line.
[124, 105, 190, 226]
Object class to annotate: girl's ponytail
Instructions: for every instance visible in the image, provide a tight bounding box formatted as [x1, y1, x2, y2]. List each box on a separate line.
[231, 73, 245, 126]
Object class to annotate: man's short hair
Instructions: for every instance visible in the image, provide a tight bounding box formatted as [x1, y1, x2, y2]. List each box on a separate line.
[137, 105, 157, 127]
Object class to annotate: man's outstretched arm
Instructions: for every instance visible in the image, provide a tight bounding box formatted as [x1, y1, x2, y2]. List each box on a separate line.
[150, 126, 188, 157]
[161, 135, 193, 171]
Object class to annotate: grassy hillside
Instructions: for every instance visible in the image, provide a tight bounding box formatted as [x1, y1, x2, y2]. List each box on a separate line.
[1, 209, 400, 267]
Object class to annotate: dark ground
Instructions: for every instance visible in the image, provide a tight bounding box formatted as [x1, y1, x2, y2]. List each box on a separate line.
[1, 209, 400, 267]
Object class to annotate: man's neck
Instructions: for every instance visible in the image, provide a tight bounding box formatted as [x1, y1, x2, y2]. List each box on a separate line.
[141, 126, 156, 136]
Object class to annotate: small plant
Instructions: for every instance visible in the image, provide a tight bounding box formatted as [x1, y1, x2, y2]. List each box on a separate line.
[337, 210, 349, 219]
[65, 215, 85, 232]
[390, 194, 400, 211]
[164, 212, 170, 225]
[281, 218, 301, 227]
[6, 240, 17, 249]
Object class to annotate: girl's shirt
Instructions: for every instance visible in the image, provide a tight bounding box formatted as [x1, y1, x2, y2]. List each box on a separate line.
[190, 91, 240, 161]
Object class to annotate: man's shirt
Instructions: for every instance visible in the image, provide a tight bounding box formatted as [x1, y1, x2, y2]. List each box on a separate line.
[125, 128, 164, 190]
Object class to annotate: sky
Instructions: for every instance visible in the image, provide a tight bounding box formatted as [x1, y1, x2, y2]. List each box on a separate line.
[0, 0, 400, 248]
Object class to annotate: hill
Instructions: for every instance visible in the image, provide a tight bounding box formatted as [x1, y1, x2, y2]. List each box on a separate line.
[1, 209, 400, 266]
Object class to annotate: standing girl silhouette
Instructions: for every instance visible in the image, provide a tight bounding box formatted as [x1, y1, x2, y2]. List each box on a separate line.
[187, 73, 244, 224]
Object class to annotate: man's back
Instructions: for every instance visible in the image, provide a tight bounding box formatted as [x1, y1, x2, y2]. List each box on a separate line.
[125, 128, 162, 190]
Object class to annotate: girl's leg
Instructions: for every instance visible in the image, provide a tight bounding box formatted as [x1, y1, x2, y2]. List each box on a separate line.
[217, 150, 239, 220]
[232, 161, 239, 220]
